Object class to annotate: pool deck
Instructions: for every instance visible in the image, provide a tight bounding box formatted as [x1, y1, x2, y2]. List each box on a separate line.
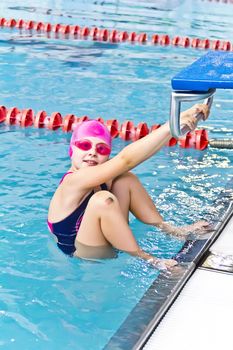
[143, 209, 233, 350]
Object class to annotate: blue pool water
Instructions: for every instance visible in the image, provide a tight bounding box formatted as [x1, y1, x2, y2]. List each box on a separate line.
[1, 0, 233, 349]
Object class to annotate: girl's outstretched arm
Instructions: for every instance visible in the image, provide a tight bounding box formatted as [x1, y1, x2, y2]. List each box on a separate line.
[68, 104, 210, 190]
[117, 103, 209, 170]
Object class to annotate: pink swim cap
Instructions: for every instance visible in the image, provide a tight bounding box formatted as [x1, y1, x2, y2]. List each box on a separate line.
[69, 120, 112, 157]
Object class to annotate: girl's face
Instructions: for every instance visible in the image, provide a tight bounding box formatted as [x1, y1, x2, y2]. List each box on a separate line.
[71, 137, 111, 169]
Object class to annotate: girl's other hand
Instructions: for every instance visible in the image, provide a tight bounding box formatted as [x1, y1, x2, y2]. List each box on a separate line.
[150, 257, 178, 270]
[181, 220, 210, 235]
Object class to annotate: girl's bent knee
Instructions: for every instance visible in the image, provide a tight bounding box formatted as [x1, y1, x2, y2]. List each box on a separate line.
[88, 191, 117, 209]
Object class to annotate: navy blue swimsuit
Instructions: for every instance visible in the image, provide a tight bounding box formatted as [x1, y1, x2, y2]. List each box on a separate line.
[48, 173, 108, 255]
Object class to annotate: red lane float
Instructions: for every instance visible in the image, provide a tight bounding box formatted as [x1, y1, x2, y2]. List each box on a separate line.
[138, 33, 147, 43]
[90, 27, 98, 40]
[62, 114, 76, 132]
[45, 112, 62, 130]
[106, 119, 119, 138]
[129, 32, 137, 42]
[44, 23, 52, 32]
[178, 129, 208, 150]
[134, 122, 149, 140]
[120, 121, 135, 141]
[160, 34, 170, 46]
[152, 34, 159, 44]
[110, 30, 118, 42]
[195, 129, 209, 150]
[26, 20, 34, 30]
[119, 31, 129, 41]
[0, 105, 7, 123]
[34, 110, 47, 128]
[21, 109, 34, 127]
[5, 107, 34, 127]
[0, 17, 232, 51]
[16, 19, 24, 28]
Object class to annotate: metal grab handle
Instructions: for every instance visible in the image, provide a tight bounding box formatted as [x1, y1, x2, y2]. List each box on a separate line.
[169, 88, 216, 138]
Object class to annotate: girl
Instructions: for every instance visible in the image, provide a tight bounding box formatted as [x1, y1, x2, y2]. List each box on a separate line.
[48, 104, 209, 269]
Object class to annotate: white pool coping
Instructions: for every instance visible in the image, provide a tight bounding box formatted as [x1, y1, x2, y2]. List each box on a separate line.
[210, 216, 233, 255]
[143, 214, 233, 350]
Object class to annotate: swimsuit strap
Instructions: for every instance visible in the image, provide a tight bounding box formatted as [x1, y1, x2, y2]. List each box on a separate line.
[59, 171, 73, 184]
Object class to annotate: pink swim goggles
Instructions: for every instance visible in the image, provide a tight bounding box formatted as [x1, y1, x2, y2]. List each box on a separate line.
[74, 139, 111, 156]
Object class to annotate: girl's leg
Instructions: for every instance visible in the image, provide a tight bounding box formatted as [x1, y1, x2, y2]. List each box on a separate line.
[75, 190, 139, 252]
[74, 190, 177, 267]
[111, 172, 163, 225]
[111, 172, 210, 236]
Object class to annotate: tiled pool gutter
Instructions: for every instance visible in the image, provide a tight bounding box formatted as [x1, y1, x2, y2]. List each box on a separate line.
[104, 185, 233, 350]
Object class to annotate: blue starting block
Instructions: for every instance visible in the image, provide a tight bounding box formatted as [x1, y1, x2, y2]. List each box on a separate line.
[170, 51, 233, 138]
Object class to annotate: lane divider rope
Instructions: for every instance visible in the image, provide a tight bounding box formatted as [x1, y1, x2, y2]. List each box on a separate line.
[1, 104, 232, 150]
[0, 17, 232, 51]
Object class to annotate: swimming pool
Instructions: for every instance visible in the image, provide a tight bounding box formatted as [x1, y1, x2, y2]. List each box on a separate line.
[1, 0, 233, 349]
